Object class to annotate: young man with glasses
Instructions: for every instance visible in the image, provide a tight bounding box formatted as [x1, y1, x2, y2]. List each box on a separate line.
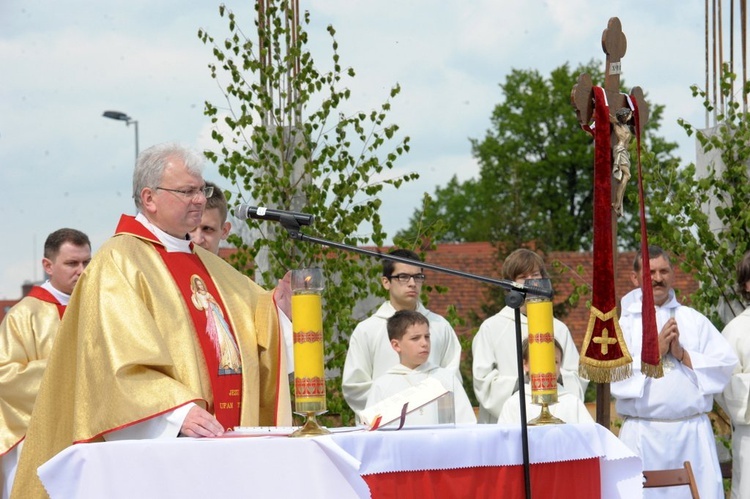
[472, 248, 587, 424]
[13, 143, 292, 499]
[342, 248, 462, 419]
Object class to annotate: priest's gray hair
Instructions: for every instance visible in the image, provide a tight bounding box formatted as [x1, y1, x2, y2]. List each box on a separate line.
[132, 143, 206, 211]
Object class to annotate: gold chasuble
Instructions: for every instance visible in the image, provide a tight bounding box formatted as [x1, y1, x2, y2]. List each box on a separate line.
[12, 215, 291, 499]
[0, 288, 64, 457]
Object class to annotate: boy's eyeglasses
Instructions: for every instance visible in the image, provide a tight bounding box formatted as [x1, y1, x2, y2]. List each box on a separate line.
[386, 273, 426, 284]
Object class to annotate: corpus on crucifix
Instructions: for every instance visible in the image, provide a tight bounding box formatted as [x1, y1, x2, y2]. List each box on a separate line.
[610, 107, 634, 217]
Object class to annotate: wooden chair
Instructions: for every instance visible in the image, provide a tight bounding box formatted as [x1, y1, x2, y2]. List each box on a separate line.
[642, 460, 700, 498]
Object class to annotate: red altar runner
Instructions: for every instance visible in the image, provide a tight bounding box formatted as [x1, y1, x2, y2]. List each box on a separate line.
[363, 458, 600, 499]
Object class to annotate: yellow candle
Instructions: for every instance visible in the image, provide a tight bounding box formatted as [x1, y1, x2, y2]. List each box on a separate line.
[527, 299, 558, 405]
[292, 292, 326, 412]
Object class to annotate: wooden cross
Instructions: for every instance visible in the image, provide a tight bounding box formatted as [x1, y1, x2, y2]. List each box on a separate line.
[569, 17, 650, 430]
[571, 17, 650, 131]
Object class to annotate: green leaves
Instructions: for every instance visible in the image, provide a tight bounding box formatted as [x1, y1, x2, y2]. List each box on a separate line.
[397, 61, 677, 252]
[201, 1, 417, 425]
[647, 66, 750, 326]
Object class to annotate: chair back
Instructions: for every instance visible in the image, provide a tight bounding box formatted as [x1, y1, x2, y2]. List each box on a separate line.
[642, 460, 700, 499]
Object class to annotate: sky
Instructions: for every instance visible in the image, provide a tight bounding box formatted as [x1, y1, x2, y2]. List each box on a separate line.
[0, 1, 717, 299]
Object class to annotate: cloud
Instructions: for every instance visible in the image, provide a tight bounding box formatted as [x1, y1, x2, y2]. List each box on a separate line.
[0, 1, 720, 298]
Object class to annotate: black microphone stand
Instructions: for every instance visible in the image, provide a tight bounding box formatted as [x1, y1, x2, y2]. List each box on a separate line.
[505, 289, 532, 499]
[278, 215, 546, 499]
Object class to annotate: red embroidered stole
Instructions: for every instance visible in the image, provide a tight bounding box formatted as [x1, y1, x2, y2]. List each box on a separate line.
[27, 286, 65, 319]
[115, 215, 243, 429]
[578, 87, 633, 382]
[630, 98, 662, 378]
[577, 87, 660, 381]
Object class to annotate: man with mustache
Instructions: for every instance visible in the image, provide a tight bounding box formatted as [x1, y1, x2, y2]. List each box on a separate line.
[611, 245, 737, 499]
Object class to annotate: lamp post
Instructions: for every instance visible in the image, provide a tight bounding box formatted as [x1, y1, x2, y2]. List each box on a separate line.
[102, 110, 139, 163]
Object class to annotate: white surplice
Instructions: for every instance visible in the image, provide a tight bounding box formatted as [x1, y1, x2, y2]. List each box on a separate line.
[472, 306, 587, 424]
[366, 362, 476, 426]
[612, 290, 737, 499]
[342, 302, 462, 416]
[498, 383, 594, 425]
[717, 306, 750, 499]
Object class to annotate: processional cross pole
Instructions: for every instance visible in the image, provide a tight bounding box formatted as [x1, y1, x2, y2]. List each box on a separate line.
[570, 17, 651, 429]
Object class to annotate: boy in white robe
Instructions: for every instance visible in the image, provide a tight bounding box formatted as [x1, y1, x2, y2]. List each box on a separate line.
[473, 248, 587, 423]
[343, 249, 462, 416]
[366, 310, 476, 426]
[498, 338, 593, 424]
[717, 250, 750, 499]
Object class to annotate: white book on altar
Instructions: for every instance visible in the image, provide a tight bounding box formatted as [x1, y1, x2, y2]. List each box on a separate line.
[359, 377, 453, 429]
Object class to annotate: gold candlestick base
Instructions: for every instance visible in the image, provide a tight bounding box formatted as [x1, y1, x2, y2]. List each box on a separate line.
[289, 411, 331, 438]
[528, 403, 565, 426]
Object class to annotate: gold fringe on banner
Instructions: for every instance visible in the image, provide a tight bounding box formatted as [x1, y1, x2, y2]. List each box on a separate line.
[578, 306, 633, 383]
[579, 363, 632, 384]
[641, 361, 664, 379]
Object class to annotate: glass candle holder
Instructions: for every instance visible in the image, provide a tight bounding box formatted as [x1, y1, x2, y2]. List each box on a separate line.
[525, 278, 563, 425]
[290, 268, 329, 437]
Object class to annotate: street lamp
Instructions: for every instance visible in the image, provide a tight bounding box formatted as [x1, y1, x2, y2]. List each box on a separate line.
[102, 110, 139, 163]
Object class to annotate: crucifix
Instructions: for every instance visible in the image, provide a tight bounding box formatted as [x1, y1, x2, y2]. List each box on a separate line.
[570, 17, 649, 429]
[572, 17, 650, 165]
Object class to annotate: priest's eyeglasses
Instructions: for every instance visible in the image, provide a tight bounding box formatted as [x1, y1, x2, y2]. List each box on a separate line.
[386, 273, 426, 284]
[156, 185, 214, 200]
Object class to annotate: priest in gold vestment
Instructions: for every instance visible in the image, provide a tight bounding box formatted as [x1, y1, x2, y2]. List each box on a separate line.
[0, 228, 91, 499]
[12, 143, 292, 499]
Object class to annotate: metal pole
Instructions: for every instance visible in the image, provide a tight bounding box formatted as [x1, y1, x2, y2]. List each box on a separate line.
[131, 120, 139, 163]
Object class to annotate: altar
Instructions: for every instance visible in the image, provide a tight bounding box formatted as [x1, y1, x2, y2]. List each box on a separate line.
[38, 423, 642, 498]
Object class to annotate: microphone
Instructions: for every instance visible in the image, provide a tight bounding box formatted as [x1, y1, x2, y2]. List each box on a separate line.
[234, 204, 314, 227]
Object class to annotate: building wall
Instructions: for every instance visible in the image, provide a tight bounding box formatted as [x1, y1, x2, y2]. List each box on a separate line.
[1, 245, 700, 346]
[422, 243, 699, 350]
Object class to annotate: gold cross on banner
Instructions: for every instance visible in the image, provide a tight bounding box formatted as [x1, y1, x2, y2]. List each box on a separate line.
[593, 327, 618, 355]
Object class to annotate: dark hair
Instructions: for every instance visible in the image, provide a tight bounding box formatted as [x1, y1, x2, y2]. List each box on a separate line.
[387, 309, 429, 341]
[738, 251, 750, 303]
[382, 248, 422, 277]
[502, 249, 548, 281]
[44, 228, 91, 259]
[633, 245, 671, 272]
[204, 181, 228, 223]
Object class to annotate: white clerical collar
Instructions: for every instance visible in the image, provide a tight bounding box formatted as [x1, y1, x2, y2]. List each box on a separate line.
[622, 287, 680, 315]
[41, 280, 71, 306]
[135, 212, 193, 254]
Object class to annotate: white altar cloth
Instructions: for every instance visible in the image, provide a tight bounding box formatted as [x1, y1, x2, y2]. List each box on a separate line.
[37, 423, 641, 498]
